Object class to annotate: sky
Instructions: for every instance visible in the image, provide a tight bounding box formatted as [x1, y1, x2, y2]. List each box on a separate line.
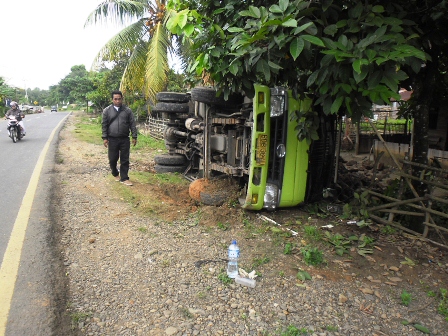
[1, 0, 124, 91]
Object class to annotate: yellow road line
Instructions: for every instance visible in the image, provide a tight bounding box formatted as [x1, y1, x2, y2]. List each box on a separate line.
[0, 114, 69, 335]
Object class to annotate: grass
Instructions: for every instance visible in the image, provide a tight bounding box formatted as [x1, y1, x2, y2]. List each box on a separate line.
[217, 222, 230, 231]
[218, 271, 233, 285]
[179, 307, 193, 319]
[380, 225, 397, 235]
[279, 325, 310, 335]
[301, 246, 324, 266]
[400, 289, 413, 306]
[326, 325, 339, 332]
[251, 256, 270, 269]
[303, 225, 322, 241]
[72, 113, 165, 151]
[70, 311, 92, 329]
[438, 288, 448, 321]
[283, 242, 293, 255]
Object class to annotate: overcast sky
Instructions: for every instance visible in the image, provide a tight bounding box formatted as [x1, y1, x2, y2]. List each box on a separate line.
[1, 0, 124, 90]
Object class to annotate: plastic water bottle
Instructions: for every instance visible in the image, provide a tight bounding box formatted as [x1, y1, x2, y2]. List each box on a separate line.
[227, 240, 240, 278]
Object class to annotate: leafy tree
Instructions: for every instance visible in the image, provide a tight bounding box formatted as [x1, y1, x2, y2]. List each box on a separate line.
[168, 0, 426, 133]
[58, 65, 95, 107]
[394, 0, 448, 166]
[0, 77, 15, 115]
[85, 0, 187, 101]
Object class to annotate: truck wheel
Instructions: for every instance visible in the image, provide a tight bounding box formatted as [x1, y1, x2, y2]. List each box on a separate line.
[189, 178, 237, 206]
[154, 154, 187, 166]
[154, 164, 186, 174]
[191, 87, 243, 107]
[156, 92, 190, 103]
[152, 102, 189, 114]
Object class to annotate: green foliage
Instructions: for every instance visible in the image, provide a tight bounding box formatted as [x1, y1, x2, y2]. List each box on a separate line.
[324, 231, 355, 256]
[401, 320, 430, 334]
[86, 0, 187, 102]
[301, 246, 324, 265]
[296, 270, 312, 282]
[303, 225, 321, 241]
[438, 288, 448, 321]
[358, 235, 374, 248]
[283, 242, 294, 255]
[380, 225, 397, 235]
[279, 325, 310, 335]
[217, 271, 233, 285]
[167, 0, 430, 143]
[326, 325, 338, 332]
[251, 256, 270, 269]
[217, 222, 230, 231]
[341, 203, 353, 219]
[400, 289, 413, 306]
[59, 65, 95, 104]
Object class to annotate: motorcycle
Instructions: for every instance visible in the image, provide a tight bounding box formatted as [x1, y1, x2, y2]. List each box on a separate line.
[6, 114, 24, 143]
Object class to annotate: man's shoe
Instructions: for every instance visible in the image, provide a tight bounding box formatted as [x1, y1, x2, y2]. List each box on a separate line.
[115, 175, 121, 182]
[121, 180, 133, 186]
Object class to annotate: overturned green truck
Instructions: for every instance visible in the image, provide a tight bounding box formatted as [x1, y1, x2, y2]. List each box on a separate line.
[152, 84, 336, 210]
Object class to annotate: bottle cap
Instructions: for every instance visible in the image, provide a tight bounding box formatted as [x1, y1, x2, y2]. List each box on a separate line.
[232, 239, 237, 244]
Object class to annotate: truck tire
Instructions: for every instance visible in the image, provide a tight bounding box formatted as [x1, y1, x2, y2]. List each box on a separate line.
[152, 102, 189, 113]
[154, 164, 186, 174]
[189, 178, 237, 206]
[154, 154, 187, 166]
[191, 87, 243, 107]
[156, 92, 190, 103]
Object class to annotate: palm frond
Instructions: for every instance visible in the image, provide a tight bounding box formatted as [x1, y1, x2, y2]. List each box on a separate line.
[91, 20, 147, 69]
[145, 22, 171, 100]
[120, 43, 148, 93]
[85, 0, 148, 27]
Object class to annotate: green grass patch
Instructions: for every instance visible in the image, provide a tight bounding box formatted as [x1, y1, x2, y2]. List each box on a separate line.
[279, 325, 310, 335]
[301, 246, 324, 266]
[304, 225, 322, 241]
[218, 271, 233, 285]
[438, 288, 448, 321]
[400, 289, 413, 306]
[72, 112, 165, 151]
[251, 256, 270, 269]
[380, 225, 397, 235]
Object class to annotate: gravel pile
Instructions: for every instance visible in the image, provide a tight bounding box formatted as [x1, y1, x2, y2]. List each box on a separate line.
[54, 115, 447, 335]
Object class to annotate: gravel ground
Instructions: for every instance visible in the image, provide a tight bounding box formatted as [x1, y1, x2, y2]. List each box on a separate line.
[54, 114, 448, 336]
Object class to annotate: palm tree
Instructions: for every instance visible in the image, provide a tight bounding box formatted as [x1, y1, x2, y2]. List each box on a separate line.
[85, 0, 177, 101]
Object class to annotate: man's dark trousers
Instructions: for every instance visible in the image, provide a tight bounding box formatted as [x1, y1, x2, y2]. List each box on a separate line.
[108, 137, 130, 181]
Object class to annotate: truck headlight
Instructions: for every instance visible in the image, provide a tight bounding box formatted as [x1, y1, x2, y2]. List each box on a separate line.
[263, 183, 279, 210]
[276, 144, 286, 158]
[270, 87, 287, 117]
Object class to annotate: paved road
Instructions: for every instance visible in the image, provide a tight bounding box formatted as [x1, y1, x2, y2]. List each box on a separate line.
[0, 111, 71, 336]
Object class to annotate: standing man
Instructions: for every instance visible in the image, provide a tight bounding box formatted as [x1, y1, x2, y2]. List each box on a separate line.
[102, 90, 138, 186]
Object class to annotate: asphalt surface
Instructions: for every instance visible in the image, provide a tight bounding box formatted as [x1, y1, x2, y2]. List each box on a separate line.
[0, 111, 72, 336]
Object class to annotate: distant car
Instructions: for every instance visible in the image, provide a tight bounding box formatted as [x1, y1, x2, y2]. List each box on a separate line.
[51, 106, 57, 112]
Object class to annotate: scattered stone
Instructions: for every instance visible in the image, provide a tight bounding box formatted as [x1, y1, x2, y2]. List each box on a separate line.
[360, 288, 374, 294]
[339, 294, 348, 304]
[165, 327, 178, 335]
[388, 277, 402, 282]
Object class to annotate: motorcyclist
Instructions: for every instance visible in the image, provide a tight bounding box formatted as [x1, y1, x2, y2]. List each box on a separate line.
[5, 101, 26, 136]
